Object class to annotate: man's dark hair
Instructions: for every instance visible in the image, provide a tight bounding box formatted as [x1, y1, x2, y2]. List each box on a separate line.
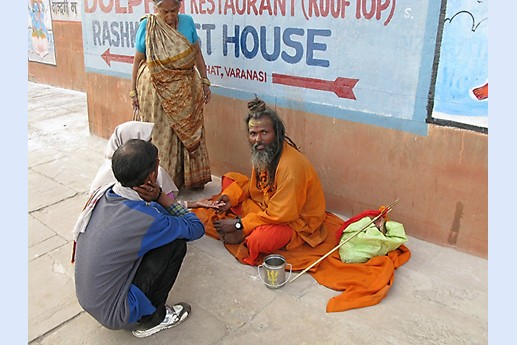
[112, 139, 158, 187]
[245, 96, 299, 189]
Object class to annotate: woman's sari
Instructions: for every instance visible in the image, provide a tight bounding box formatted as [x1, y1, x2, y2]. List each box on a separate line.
[135, 14, 211, 189]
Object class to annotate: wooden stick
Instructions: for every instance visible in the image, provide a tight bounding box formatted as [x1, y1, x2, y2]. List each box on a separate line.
[289, 199, 399, 283]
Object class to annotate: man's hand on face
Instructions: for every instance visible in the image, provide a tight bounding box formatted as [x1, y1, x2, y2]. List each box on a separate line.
[133, 181, 161, 202]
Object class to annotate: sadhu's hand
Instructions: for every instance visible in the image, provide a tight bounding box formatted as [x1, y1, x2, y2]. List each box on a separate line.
[214, 194, 231, 214]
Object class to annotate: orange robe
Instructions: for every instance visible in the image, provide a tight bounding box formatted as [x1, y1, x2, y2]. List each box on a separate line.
[191, 142, 411, 312]
[221, 142, 327, 249]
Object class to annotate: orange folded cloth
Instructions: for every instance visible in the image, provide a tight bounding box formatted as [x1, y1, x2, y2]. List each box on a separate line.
[191, 209, 411, 312]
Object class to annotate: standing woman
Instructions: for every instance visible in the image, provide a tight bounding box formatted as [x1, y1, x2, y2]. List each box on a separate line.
[130, 0, 212, 191]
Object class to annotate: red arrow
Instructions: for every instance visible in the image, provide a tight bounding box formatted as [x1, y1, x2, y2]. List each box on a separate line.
[272, 73, 358, 100]
[101, 48, 134, 67]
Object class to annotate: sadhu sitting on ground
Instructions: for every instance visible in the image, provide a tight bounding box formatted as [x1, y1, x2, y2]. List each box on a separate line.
[206, 96, 328, 265]
[191, 97, 411, 312]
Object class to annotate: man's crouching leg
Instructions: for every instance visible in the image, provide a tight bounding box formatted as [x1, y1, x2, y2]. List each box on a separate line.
[132, 239, 187, 330]
[243, 224, 293, 266]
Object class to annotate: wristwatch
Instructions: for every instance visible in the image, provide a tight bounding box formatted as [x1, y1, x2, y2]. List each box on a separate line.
[234, 217, 243, 230]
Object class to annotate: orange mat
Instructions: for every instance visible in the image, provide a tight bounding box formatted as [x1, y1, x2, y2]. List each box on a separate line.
[191, 208, 411, 312]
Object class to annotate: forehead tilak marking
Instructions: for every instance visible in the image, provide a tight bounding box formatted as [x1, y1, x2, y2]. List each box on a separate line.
[248, 118, 266, 127]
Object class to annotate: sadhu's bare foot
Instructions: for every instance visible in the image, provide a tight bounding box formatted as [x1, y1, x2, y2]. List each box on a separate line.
[221, 230, 244, 244]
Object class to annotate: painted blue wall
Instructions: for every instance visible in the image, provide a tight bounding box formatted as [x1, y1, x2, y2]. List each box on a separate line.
[81, 0, 487, 135]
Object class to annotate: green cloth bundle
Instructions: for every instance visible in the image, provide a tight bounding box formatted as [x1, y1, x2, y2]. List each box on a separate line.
[338, 217, 408, 263]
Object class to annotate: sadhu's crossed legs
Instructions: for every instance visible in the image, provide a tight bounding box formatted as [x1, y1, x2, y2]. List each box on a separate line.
[219, 176, 292, 265]
[241, 224, 292, 265]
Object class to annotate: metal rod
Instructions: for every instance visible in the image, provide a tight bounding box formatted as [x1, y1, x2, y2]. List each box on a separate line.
[289, 199, 399, 283]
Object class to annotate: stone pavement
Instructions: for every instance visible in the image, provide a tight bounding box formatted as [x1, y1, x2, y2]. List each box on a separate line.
[28, 81, 487, 345]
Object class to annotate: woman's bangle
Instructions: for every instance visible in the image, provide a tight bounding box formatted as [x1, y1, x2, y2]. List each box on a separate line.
[152, 187, 162, 202]
[129, 90, 137, 98]
[201, 78, 211, 86]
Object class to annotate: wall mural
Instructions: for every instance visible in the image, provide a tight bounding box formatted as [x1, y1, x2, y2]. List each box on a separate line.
[81, 0, 443, 135]
[28, 0, 56, 65]
[433, 0, 488, 129]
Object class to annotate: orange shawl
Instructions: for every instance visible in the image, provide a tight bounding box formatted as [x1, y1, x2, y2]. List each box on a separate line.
[192, 203, 411, 313]
[222, 143, 328, 249]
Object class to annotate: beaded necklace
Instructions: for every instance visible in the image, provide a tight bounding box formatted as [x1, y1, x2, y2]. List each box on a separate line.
[257, 170, 273, 195]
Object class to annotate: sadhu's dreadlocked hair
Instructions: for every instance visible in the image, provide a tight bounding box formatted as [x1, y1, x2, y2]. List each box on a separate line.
[245, 96, 299, 190]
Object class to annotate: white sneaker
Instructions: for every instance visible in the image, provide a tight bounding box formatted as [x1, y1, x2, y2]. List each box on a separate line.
[132, 303, 191, 338]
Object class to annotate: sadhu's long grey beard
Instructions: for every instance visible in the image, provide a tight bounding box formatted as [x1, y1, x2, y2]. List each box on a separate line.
[251, 142, 278, 172]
